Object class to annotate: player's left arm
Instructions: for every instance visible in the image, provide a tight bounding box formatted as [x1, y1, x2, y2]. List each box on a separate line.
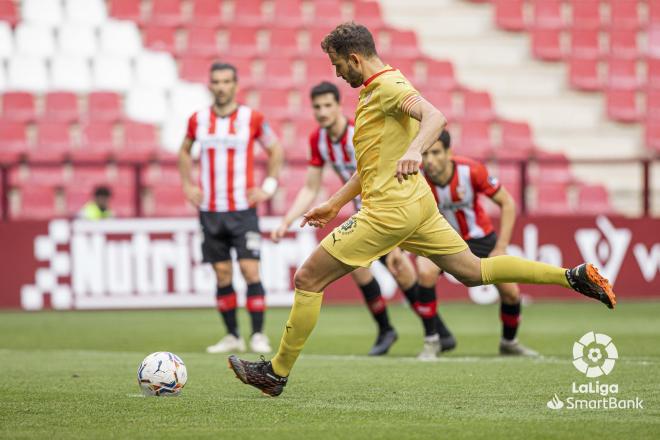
[396, 96, 447, 183]
[489, 187, 517, 256]
[249, 118, 284, 204]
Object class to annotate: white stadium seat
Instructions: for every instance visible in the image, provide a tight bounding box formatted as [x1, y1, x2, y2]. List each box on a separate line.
[14, 24, 56, 59]
[91, 55, 134, 92]
[168, 82, 211, 117]
[21, 0, 63, 27]
[51, 56, 92, 92]
[7, 56, 49, 92]
[125, 87, 168, 124]
[64, 0, 108, 26]
[0, 22, 13, 61]
[57, 25, 98, 58]
[99, 20, 142, 58]
[0, 64, 6, 92]
[134, 51, 178, 90]
[160, 117, 187, 152]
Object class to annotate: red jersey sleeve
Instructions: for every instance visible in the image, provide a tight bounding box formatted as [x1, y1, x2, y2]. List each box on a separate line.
[308, 129, 324, 167]
[251, 110, 278, 149]
[186, 112, 198, 140]
[471, 161, 501, 197]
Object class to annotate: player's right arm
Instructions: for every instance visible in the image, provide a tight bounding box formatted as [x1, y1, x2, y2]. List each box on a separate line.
[271, 166, 323, 242]
[301, 172, 361, 228]
[178, 130, 202, 207]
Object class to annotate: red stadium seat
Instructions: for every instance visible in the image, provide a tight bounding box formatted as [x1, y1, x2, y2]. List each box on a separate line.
[257, 88, 294, 115]
[269, 27, 303, 56]
[576, 184, 614, 214]
[608, 0, 640, 30]
[179, 56, 213, 83]
[376, 29, 421, 59]
[88, 92, 123, 123]
[461, 90, 494, 122]
[233, 0, 265, 26]
[531, 29, 564, 61]
[606, 89, 639, 122]
[651, 1, 660, 27]
[0, 121, 29, 161]
[607, 58, 638, 90]
[534, 183, 570, 214]
[189, 0, 224, 27]
[646, 89, 660, 120]
[120, 122, 158, 160]
[309, 1, 342, 26]
[69, 166, 121, 187]
[645, 120, 660, 151]
[227, 25, 261, 57]
[77, 122, 116, 160]
[108, 0, 142, 23]
[608, 29, 638, 60]
[43, 92, 79, 123]
[570, 29, 601, 59]
[570, 0, 602, 29]
[353, 1, 385, 28]
[457, 121, 493, 160]
[646, 26, 660, 59]
[419, 89, 456, 120]
[424, 60, 458, 90]
[262, 57, 298, 87]
[305, 60, 335, 81]
[0, 0, 19, 27]
[493, 163, 523, 209]
[143, 26, 177, 53]
[533, 152, 573, 184]
[568, 57, 602, 91]
[648, 58, 660, 90]
[150, 0, 184, 26]
[11, 186, 60, 220]
[32, 122, 73, 161]
[498, 120, 534, 160]
[272, 0, 304, 27]
[182, 27, 220, 57]
[533, 0, 564, 30]
[9, 167, 65, 187]
[1, 92, 36, 122]
[147, 186, 196, 217]
[494, 0, 525, 31]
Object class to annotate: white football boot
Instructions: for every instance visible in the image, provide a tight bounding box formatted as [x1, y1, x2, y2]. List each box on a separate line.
[206, 334, 246, 354]
[417, 334, 441, 361]
[499, 339, 539, 356]
[249, 332, 272, 353]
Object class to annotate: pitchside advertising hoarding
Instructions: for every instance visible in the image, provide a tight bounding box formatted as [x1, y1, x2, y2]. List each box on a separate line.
[0, 215, 658, 310]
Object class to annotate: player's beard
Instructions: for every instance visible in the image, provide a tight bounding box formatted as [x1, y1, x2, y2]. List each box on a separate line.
[345, 65, 364, 88]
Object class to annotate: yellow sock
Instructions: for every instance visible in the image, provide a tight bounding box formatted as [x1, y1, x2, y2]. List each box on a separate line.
[271, 288, 323, 377]
[481, 255, 571, 288]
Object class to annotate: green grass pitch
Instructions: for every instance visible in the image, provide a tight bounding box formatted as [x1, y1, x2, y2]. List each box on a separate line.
[1, 301, 659, 439]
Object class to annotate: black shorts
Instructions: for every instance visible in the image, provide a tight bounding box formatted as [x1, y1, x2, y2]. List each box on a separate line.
[199, 208, 261, 263]
[466, 232, 498, 258]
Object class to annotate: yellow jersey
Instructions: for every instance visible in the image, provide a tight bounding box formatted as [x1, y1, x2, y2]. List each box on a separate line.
[353, 66, 432, 208]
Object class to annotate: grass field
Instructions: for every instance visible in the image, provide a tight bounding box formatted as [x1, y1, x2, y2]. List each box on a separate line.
[2, 301, 659, 439]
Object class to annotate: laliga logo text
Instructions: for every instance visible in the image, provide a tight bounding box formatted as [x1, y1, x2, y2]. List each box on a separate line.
[546, 332, 643, 411]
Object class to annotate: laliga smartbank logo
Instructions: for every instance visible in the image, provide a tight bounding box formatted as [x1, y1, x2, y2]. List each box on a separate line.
[546, 332, 643, 411]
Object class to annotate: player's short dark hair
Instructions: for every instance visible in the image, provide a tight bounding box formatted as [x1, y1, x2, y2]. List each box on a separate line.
[310, 81, 341, 103]
[94, 186, 111, 198]
[210, 62, 238, 81]
[438, 129, 451, 149]
[321, 22, 378, 59]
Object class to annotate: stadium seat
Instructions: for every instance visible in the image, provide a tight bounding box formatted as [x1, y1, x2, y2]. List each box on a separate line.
[606, 89, 639, 122]
[232, 0, 265, 26]
[568, 57, 602, 91]
[272, 0, 304, 27]
[608, 0, 640, 30]
[570, 0, 602, 29]
[179, 56, 214, 84]
[147, 186, 196, 217]
[651, 1, 660, 27]
[531, 29, 564, 61]
[0, 0, 19, 27]
[309, 1, 343, 26]
[121, 122, 159, 161]
[125, 88, 168, 124]
[14, 24, 56, 59]
[134, 52, 178, 90]
[376, 29, 421, 59]
[87, 92, 123, 122]
[461, 90, 494, 122]
[11, 186, 60, 220]
[494, 0, 525, 31]
[645, 120, 660, 151]
[0, 121, 29, 161]
[423, 59, 458, 91]
[189, 0, 224, 27]
[2, 92, 37, 122]
[608, 29, 638, 60]
[269, 27, 303, 56]
[91, 55, 133, 92]
[498, 120, 534, 159]
[305, 60, 335, 81]
[353, 1, 385, 29]
[227, 26, 262, 57]
[43, 92, 79, 123]
[50, 56, 92, 92]
[21, 0, 62, 27]
[262, 57, 299, 87]
[150, 0, 185, 26]
[576, 184, 614, 214]
[532, 0, 564, 30]
[7, 57, 49, 92]
[607, 58, 638, 90]
[0, 22, 13, 61]
[168, 82, 209, 117]
[533, 183, 570, 214]
[32, 121, 74, 161]
[108, 0, 142, 24]
[257, 88, 294, 115]
[646, 26, 660, 59]
[0, 64, 5, 91]
[9, 166, 66, 187]
[419, 90, 455, 120]
[99, 20, 143, 58]
[68, 166, 117, 186]
[143, 26, 177, 53]
[533, 152, 573, 184]
[182, 27, 221, 57]
[65, 184, 135, 217]
[64, 0, 108, 26]
[648, 59, 660, 90]
[457, 121, 493, 160]
[77, 122, 116, 160]
[57, 24, 98, 58]
[646, 90, 660, 120]
[570, 29, 601, 59]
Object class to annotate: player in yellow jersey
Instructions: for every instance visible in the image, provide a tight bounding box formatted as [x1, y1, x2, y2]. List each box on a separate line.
[229, 23, 616, 397]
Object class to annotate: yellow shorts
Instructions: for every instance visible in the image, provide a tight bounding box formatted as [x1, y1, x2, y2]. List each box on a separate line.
[320, 192, 468, 268]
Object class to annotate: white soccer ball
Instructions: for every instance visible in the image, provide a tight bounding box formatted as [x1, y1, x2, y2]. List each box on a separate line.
[137, 352, 188, 397]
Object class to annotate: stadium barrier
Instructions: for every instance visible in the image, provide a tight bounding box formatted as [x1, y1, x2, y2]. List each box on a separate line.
[0, 214, 657, 311]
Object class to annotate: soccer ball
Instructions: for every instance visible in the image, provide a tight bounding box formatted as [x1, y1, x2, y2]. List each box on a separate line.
[137, 352, 188, 397]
